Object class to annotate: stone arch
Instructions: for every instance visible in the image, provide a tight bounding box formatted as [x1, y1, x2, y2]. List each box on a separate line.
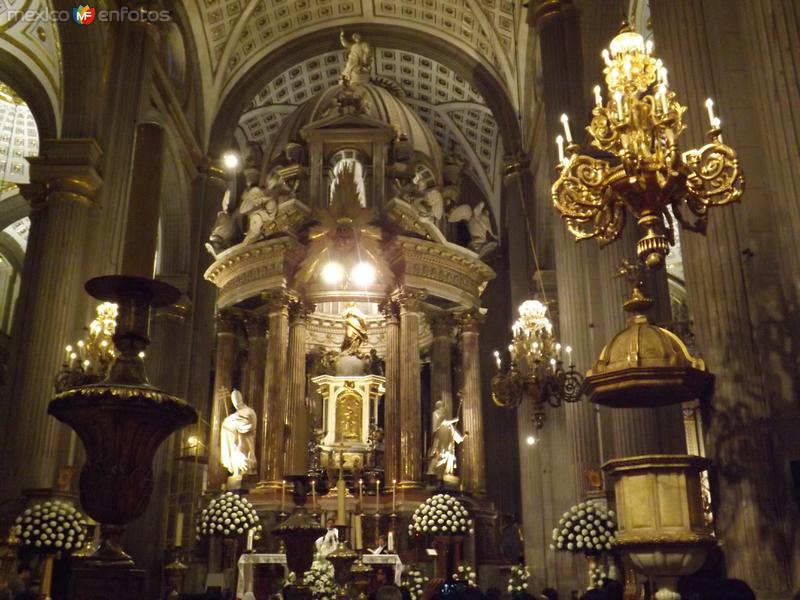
[0, 48, 57, 140]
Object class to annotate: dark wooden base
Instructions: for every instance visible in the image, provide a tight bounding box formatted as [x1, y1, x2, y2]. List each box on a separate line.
[68, 564, 146, 600]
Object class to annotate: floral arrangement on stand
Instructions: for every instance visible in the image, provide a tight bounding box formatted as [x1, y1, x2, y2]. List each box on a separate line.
[453, 564, 477, 587]
[13, 500, 87, 554]
[507, 564, 531, 596]
[403, 567, 428, 600]
[197, 491, 262, 539]
[550, 502, 616, 554]
[286, 557, 336, 600]
[408, 494, 473, 536]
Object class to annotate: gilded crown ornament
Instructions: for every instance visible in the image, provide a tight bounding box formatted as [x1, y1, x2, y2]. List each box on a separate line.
[552, 25, 744, 270]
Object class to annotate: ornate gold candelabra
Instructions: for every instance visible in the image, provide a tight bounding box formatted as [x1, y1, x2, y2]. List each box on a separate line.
[552, 25, 744, 270]
[491, 299, 583, 427]
[55, 301, 119, 392]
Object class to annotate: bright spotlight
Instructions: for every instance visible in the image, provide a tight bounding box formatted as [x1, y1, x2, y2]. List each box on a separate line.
[526, 435, 537, 446]
[222, 151, 240, 170]
[321, 261, 345, 285]
[351, 262, 376, 286]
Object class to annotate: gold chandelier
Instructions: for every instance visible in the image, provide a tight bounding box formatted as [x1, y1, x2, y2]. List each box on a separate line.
[54, 302, 119, 392]
[491, 300, 583, 428]
[552, 26, 744, 270]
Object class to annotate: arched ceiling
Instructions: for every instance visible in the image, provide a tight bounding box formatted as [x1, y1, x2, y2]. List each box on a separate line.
[0, 0, 62, 132]
[184, 0, 531, 206]
[234, 47, 501, 198]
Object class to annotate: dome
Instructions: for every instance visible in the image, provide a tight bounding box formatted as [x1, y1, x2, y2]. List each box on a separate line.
[582, 314, 714, 408]
[263, 79, 443, 179]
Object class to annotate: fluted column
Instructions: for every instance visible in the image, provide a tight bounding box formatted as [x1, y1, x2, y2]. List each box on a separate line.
[259, 291, 291, 485]
[0, 139, 102, 494]
[458, 309, 486, 495]
[532, 0, 604, 498]
[427, 312, 454, 418]
[398, 289, 425, 488]
[284, 299, 314, 477]
[243, 314, 267, 473]
[650, 2, 792, 594]
[208, 310, 239, 489]
[379, 298, 401, 484]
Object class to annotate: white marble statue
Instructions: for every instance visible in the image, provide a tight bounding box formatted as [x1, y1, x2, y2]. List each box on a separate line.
[220, 389, 257, 477]
[392, 179, 445, 225]
[205, 190, 237, 258]
[239, 172, 297, 245]
[426, 400, 464, 476]
[447, 201, 498, 257]
[315, 517, 340, 557]
[340, 31, 372, 82]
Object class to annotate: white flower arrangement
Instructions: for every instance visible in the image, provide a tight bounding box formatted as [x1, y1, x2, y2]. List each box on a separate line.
[408, 494, 473, 536]
[588, 564, 608, 590]
[197, 491, 262, 539]
[550, 502, 617, 555]
[286, 558, 336, 600]
[403, 568, 428, 600]
[13, 500, 87, 555]
[507, 564, 531, 595]
[453, 564, 477, 587]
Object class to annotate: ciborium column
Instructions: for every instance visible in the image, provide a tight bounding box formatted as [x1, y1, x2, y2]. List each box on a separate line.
[243, 315, 268, 475]
[259, 291, 291, 487]
[428, 312, 454, 418]
[458, 309, 486, 495]
[285, 299, 314, 476]
[398, 290, 425, 489]
[380, 298, 401, 484]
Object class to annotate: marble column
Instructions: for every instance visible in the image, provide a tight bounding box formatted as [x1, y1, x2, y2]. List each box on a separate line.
[0, 139, 102, 494]
[650, 2, 793, 594]
[208, 310, 239, 490]
[427, 312, 454, 418]
[532, 0, 605, 498]
[379, 297, 401, 485]
[284, 299, 314, 477]
[398, 290, 425, 488]
[259, 291, 291, 486]
[458, 309, 486, 495]
[243, 314, 267, 473]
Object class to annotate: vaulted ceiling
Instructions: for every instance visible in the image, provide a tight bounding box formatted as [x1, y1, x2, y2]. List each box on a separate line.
[184, 0, 531, 204]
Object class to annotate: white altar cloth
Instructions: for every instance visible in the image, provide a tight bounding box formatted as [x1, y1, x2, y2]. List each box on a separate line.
[236, 553, 403, 598]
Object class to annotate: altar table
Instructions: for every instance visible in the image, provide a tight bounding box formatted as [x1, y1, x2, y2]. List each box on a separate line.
[237, 553, 403, 598]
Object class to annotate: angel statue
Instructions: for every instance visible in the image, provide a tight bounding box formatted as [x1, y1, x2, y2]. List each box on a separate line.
[392, 178, 445, 224]
[426, 400, 465, 476]
[340, 31, 372, 83]
[340, 302, 368, 356]
[220, 389, 257, 477]
[448, 201, 498, 257]
[205, 190, 237, 258]
[240, 172, 295, 245]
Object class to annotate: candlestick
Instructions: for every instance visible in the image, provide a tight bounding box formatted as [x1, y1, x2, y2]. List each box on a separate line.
[280, 480, 286, 513]
[174, 512, 184, 548]
[593, 85, 602, 108]
[358, 479, 364, 514]
[391, 479, 397, 514]
[560, 113, 572, 143]
[614, 91, 624, 120]
[658, 84, 668, 113]
[336, 477, 346, 525]
[311, 479, 317, 513]
[246, 528, 254, 552]
[556, 135, 564, 163]
[375, 480, 380, 513]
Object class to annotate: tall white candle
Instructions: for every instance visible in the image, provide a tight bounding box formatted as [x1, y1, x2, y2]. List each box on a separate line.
[280, 480, 286, 513]
[556, 135, 564, 163]
[614, 92, 624, 120]
[311, 479, 317, 512]
[375, 480, 380, 513]
[560, 113, 572, 142]
[705, 98, 716, 127]
[593, 85, 602, 108]
[392, 479, 397, 513]
[247, 528, 255, 552]
[387, 531, 395, 552]
[174, 512, 184, 548]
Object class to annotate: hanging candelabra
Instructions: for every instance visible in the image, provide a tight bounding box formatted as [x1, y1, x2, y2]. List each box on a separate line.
[491, 299, 583, 428]
[552, 25, 744, 270]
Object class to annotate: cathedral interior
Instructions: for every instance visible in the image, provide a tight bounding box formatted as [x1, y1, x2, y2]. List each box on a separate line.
[0, 1, 799, 599]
